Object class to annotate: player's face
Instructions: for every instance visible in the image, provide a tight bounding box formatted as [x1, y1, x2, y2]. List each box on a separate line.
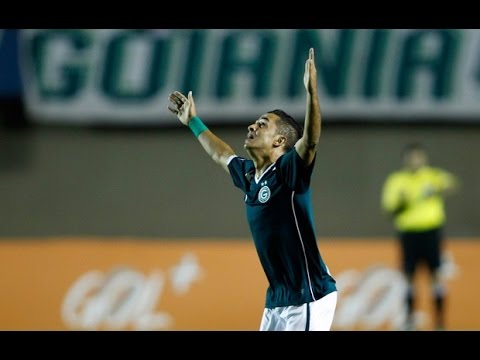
[244, 113, 280, 150]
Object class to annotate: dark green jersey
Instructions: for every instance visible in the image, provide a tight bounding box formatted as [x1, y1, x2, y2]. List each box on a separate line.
[227, 148, 336, 308]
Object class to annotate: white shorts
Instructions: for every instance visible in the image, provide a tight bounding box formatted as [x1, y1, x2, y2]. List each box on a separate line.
[259, 291, 337, 331]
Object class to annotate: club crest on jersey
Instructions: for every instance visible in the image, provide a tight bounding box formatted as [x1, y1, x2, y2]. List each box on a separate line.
[258, 185, 271, 203]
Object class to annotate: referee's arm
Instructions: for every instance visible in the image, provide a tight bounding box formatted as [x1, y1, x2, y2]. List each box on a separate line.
[381, 177, 408, 217]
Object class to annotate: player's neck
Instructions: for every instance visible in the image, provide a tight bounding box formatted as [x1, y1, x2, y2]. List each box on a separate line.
[250, 150, 283, 178]
[254, 161, 273, 179]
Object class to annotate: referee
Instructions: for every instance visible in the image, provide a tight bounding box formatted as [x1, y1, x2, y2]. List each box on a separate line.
[381, 142, 458, 330]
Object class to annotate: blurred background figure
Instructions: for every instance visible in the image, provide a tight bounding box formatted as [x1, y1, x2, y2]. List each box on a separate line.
[381, 142, 459, 330]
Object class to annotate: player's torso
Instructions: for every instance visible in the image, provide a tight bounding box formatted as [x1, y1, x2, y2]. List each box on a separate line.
[243, 165, 303, 249]
[233, 156, 336, 307]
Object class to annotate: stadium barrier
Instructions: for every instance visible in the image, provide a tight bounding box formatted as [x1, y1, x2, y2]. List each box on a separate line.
[0, 238, 476, 330]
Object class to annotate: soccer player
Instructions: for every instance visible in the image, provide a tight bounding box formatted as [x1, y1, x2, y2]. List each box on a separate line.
[381, 142, 458, 330]
[168, 48, 337, 331]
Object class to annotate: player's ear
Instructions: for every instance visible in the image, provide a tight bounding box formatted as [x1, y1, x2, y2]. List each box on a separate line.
[273, 135, 287, 148]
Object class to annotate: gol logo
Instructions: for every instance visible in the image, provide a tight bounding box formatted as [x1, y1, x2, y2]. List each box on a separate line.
[61, 252, 203, 330]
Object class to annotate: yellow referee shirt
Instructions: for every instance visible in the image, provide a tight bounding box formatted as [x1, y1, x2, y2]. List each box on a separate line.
[381, 166, 456, 232]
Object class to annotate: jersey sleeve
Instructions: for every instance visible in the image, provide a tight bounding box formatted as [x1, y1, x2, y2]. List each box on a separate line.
[227, 155, 254, 192]
[277, 148, 316, 192]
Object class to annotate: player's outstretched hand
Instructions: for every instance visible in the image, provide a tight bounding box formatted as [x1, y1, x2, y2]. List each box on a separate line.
[303, 48, 317, 95]
[168, 90, 197, 126]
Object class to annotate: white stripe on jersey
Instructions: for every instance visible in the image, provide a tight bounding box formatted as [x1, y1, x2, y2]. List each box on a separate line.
[290, 191, 316, 301]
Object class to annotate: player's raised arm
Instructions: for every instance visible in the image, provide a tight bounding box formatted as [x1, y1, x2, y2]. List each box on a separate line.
[295, 48, 321, 167]
[168, 90, 235, 173]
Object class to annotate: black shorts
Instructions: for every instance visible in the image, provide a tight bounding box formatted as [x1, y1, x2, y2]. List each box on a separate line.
[399, 227, 443, 276]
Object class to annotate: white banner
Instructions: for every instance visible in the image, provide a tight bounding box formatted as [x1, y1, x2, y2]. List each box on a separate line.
[19, 29, 480, 125]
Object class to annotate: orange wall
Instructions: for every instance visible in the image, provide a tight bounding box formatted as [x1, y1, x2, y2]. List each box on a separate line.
[0, 238, 477, 330]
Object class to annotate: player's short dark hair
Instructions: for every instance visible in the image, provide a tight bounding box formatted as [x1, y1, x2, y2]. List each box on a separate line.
[268, 109, 303, 150]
